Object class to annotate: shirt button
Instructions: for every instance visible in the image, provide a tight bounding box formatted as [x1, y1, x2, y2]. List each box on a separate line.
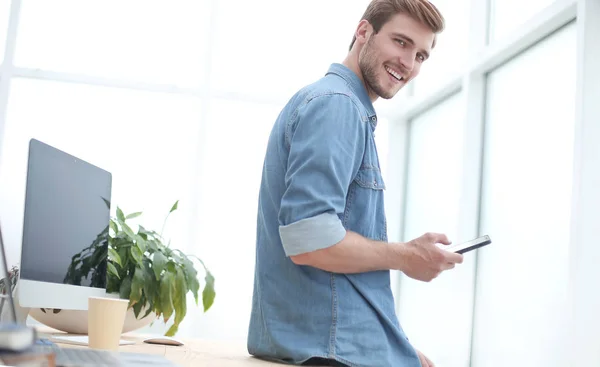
[371, 116, 377, 122]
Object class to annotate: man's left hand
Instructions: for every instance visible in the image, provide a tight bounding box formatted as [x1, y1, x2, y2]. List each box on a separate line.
[416, 349, 435, 367]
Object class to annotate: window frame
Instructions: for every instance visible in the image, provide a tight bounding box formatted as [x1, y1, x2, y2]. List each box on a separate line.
[381, 0, 600, 364]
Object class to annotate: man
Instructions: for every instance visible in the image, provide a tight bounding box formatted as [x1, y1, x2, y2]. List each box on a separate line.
[248, 1, 463, 366]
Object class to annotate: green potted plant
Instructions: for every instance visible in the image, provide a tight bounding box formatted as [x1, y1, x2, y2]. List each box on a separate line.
[63, 200, 215, 336]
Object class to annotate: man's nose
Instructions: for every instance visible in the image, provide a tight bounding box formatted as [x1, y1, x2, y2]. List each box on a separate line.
[398, 54, 415, 74]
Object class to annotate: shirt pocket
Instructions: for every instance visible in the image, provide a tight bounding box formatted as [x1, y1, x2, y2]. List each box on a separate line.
[354, 167, 386, 191]
[345, 166, 387, 241]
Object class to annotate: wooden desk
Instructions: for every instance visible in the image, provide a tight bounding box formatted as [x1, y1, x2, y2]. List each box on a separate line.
[36, 327, 283, 367]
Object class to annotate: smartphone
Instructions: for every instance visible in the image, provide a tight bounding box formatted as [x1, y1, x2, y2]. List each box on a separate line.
[442, 235, 492, 254]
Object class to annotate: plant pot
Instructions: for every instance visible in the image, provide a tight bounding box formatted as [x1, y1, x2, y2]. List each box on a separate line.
[29, 304, 156, 335]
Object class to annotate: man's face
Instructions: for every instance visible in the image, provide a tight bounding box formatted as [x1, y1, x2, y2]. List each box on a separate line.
[358, 13, 435, 100]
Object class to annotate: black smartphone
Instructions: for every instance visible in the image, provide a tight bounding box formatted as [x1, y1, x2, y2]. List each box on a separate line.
[443, 235, 492, 254]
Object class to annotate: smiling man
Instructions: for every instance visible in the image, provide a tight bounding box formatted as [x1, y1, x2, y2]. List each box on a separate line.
[247, 1, 463, 366]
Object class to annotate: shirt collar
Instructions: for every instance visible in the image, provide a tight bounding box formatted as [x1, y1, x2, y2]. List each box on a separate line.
[325, 63, 377, 126]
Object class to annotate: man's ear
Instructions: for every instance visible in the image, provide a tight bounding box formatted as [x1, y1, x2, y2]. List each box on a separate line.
[354, 19, 372, 46]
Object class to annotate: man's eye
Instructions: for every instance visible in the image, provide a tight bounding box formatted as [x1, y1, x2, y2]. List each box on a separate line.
[417, 54, 425, 62]
[395, 39, 405, 46]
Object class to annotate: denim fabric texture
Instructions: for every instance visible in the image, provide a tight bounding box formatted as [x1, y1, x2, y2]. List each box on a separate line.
[248, 63, 420, 367]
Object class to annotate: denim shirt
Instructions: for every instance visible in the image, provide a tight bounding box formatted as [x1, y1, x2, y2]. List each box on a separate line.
[248, 63, 420, 367]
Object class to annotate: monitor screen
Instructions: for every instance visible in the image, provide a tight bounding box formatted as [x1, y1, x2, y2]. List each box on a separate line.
[20, 139, 112, 290]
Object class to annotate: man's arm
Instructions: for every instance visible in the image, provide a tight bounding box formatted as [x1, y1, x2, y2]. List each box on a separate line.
[290, 231, 464, 281]
[290, 231, 398, 273]
[275, 95, 463, 280]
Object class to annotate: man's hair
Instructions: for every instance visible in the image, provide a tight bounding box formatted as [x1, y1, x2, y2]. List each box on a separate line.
[349, 0, 445, 51]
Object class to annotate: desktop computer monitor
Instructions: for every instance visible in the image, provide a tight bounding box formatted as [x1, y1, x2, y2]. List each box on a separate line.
[18, 139, 111, 310]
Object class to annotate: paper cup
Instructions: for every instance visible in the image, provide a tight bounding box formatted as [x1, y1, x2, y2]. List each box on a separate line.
[88, 296, 129, 351]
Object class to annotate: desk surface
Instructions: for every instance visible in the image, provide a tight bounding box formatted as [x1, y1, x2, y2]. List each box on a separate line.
[37, 327, 284, 367]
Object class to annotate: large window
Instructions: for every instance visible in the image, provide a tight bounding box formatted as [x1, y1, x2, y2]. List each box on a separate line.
[0, 0, 10, 61]
[0, 79, 203, 257]
[489, 0, 559, 42]
[412, 0, 469, 97]
[179, 98, 282, 341]
[15, 0, 211, 87]
[210, 0, 370, 101]
[397, 93, 475, 367]
[471, 22, 576, 366]
[392, 0, 585, 365]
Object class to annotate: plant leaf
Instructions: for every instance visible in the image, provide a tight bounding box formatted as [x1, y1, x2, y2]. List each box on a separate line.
[118, 247, 128, 267]
[141, 260, 156, 318]
[134, 235, 147, 253]
[202, 271, 216, 311]
[142, 304, 153, 319]
[130, 245, 143, 266]
[107, 263, 120, 279]
[178, 254, 200, 305]
[166, 261, 176, 274]
[126, 212, 142, 219]
[165, 323, 179, 337]
[119, 276, 132, 300]
[152, 251, 167, 280]
[108, 247, 122, 267]
[170, 200, 179, 213]
[159, 272, 174, 323]
[121, 223, 135, 239]
[109, 219, 119, 235]
[132, 299, 143, 318]
[138, 225, 160, 240]
[171, 267, 187, 335]
[146, 239, 159, 252]
[102, 197, 111, 209]
[130, 267, 144, 306]
[116, 207, 125, 223]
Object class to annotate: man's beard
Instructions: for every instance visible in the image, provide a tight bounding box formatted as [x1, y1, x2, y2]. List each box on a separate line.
[359, 37, 397, 100]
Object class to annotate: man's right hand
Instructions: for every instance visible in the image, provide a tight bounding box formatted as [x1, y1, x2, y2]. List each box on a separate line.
[396, 232, 464, 282]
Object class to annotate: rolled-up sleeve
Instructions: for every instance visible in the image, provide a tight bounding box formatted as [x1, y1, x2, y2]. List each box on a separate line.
[278, 93, 366, 257]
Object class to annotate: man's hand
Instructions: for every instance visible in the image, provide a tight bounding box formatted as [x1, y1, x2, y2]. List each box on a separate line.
[397, 232, 464, 282]
[416, 349, 435, 367]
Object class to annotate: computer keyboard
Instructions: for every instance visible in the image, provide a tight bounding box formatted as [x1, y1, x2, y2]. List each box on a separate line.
[34, 338, 55, 346]
[54, 347, 121, 366]
[32, 337, 179, 366]
[34, 338, 122, 366]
